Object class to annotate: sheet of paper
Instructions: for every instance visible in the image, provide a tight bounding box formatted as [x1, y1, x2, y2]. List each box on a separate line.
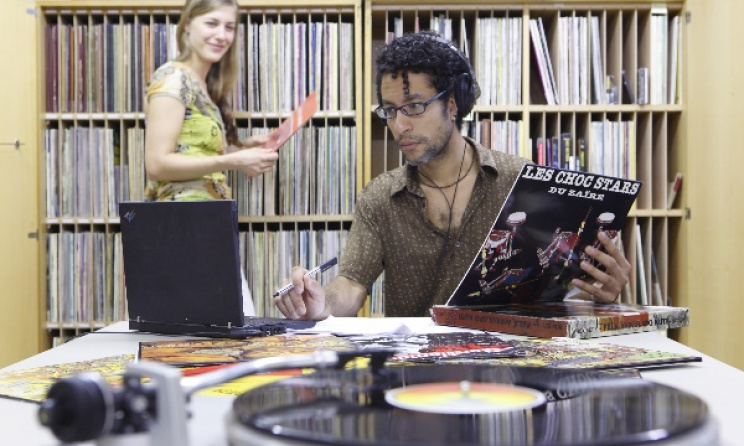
[291, 315, 484, 336]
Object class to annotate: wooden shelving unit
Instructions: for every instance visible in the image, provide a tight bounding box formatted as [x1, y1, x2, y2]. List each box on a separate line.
[36, 0, 364, 345]
[7, 0, 744, 369]
[31, 0, 690, 347]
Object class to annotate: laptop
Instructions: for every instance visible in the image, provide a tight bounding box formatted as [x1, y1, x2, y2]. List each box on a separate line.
[119, 200, 315, 338]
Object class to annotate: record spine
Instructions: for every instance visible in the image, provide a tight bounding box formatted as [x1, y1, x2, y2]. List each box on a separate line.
[431, 306, 571, 338]
[430, 305, 690, 339]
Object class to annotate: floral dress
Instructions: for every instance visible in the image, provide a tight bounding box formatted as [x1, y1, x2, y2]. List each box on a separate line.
[145, 61, 231, 201]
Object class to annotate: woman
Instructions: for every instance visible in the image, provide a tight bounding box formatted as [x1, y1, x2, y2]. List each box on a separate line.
[145, 0, 277, 314]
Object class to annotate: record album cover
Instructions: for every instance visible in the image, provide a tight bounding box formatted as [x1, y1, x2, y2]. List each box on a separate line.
[263, 91, 318, 151]
[494, 336, 700, 370]
[447, 164, 641, 307]
[345, 331, 700, 369]
[431, 301, 690, 339]
[0, 354, 133, 403]
[344, 332, 527, 363]
[138, 332, 699, 371]
[138, 334, 355, 367]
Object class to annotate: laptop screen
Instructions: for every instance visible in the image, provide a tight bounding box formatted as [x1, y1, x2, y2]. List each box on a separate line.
[120, 200, 244, 327]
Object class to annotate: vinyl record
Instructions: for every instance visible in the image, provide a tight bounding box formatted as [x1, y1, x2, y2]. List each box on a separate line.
[227, 364, 716, 446]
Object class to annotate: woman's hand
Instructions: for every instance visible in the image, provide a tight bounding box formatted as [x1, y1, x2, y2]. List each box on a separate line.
[223, 147, 279, 177]
[239, 134, 273, 149]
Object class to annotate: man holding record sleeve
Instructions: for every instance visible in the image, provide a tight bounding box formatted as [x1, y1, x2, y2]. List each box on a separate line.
[275, 31, 631, 320]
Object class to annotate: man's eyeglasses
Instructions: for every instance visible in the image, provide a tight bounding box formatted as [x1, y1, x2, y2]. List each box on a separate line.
[375, 90, 447, 120]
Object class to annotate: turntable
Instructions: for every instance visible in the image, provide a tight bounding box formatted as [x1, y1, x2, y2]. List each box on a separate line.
[37, 349, 718, 446]
[227, 364, 718, 446]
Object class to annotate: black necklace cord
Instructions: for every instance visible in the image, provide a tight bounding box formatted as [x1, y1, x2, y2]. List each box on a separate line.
[417, 141, 469, 311]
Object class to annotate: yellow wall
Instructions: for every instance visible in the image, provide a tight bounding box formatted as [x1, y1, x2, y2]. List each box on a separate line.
[684, 0, 744, 370]
[0, 0, 42, 367]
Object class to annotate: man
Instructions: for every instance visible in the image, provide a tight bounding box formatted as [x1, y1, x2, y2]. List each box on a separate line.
[275, 31, 630, 320]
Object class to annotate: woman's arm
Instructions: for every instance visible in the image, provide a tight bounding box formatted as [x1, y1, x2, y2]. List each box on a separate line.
[145, 96, 278, 181]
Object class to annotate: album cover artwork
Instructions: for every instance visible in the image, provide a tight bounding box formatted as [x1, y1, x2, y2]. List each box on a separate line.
[262, 91, 318, 151]
[0, 354, 133, 403]
[447, 164, 641, 307]
[138, 330, 700, 372]
[344, 332, 527, 363]
[477, 336, 701, 370]
[194, 369, 307, 398]
[138, 334, 355, 367]
[344, 331, 699, 370]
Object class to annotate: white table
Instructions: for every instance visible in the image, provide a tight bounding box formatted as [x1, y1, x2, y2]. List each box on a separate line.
[1, 318, 743, 446]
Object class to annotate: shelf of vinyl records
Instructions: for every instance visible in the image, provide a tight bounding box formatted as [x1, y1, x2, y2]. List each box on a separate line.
[44, 220, 384, 343]
[45, 221, 385, 341]
[42, 115, 366, 336]
[369, 109, 685, 211]
[38, 1, 369, 341]
[41, 2, 359, 114]
[43, 121, 359, 219]
[365, 3, 683, 105]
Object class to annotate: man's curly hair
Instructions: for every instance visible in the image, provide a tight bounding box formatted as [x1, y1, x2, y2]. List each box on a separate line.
[375, 31, 479, 127]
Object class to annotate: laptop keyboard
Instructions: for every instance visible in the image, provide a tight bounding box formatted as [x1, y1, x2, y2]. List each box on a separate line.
[243, 316, 316, 332]
[239, 317, 290, 336]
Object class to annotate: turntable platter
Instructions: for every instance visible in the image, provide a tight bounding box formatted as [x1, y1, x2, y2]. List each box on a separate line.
[227, 364, 716, 446]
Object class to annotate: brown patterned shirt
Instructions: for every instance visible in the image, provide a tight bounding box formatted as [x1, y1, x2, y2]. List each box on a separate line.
[339, 137, 529, 317]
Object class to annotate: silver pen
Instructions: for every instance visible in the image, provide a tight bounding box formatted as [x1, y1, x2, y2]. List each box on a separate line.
[273, 257, 338, 297]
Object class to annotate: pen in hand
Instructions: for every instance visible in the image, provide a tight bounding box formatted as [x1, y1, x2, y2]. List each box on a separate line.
[273, 257, 338, 297]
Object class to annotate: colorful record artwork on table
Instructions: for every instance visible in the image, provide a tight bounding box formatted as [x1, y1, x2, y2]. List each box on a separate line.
[138, 334, 357, 366]
[344, 331, 700, 369]
[474, 337, 702, 369]
[0, 354, 134, 403]
[139, 332, 701, 371]
[345, 332, 528, 363]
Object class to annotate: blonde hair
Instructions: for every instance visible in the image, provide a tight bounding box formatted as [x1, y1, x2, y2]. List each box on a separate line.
[176, 0, 242, 146]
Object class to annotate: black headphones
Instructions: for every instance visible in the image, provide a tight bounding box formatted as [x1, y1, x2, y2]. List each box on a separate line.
[425, 34, 477, 117]
[377, 33, 478, 127]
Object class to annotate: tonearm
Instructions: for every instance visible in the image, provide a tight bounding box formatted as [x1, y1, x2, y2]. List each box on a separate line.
[38, 349, 395, 445]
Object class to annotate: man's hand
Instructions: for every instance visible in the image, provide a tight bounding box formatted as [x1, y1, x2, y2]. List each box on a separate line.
[571, 231, 631, 303]
[274, 266, 328, 320]
[274, 272, 368, 320]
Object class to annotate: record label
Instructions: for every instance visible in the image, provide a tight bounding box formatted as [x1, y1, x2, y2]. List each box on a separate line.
[385, 380, 546, 414]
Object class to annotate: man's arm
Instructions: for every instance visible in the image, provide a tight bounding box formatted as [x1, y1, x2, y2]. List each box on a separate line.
[274, 270, 368, 320]
[323, 276, 369, 317]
